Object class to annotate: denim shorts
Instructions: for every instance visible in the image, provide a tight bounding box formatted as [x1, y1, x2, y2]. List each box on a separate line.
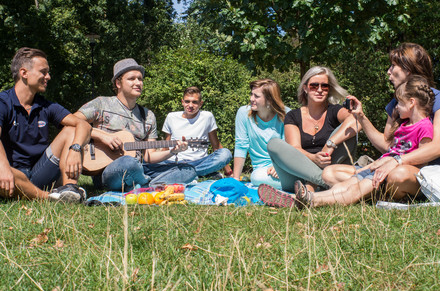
[18, 147, 61, 190]
[354, 165, 375, 181]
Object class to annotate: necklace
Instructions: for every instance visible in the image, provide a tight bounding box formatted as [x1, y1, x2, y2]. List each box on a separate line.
[313, 122, 319, 132]
[311, 119, 320, 145]
[307, 110, 324, 133]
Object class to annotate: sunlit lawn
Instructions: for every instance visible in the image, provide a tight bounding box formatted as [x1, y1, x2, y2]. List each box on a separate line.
[1, 182, 439, 290]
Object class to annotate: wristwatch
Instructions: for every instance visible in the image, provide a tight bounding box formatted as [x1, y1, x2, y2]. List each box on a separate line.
[326, 139, 338, 149]
[69, 143, 82, 152]
[393, 155, 403, 165]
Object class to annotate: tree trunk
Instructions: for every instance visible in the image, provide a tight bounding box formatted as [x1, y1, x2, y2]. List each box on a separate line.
[300, 60, 310, 79]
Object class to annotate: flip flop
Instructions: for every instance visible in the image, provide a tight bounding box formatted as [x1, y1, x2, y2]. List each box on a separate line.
[258, 184, 297, 208]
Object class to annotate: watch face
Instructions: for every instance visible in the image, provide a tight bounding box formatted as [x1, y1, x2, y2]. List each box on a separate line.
[70, 144, 81, 152]
[326, 140, 335, 148]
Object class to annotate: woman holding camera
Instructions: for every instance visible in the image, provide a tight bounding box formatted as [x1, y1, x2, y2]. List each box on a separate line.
[260, 66, 359, 198]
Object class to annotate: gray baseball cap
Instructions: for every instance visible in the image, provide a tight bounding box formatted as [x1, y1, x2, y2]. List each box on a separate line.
[111, 58, 145, 84]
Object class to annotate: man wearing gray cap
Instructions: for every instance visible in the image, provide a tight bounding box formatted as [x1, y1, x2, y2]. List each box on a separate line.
[75, 58, 197, 191]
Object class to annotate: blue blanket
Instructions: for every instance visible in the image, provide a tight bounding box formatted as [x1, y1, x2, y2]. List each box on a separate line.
[85, 179, 261, 206]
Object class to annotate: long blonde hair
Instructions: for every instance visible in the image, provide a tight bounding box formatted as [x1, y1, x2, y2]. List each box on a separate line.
[248, 79, 286, 122]
[297, 66, 348, 106]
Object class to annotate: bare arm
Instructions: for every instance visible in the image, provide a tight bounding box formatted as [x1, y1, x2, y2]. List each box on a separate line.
[59, 113, 92, 179]
[321, 105, 361, 154]
[60, 113, 92, 148]
[208, 130, 232, 174]
[232, 157, 245, 180]
[348, 96, 389, 153]
[74, 112, 124, 151]
[370, 136, 434, 189]
[0, 128, 14, 196]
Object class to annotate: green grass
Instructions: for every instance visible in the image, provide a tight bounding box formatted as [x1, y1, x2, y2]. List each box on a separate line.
[1, 192, 439, 290]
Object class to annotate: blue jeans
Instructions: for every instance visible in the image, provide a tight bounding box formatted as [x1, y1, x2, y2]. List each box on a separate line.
[95, 156, 198, 191]
[95, 156, 151, 192]
[177, 148, 232, 176]
[18, 147, 60, 190]
[143, 162, 197, 185]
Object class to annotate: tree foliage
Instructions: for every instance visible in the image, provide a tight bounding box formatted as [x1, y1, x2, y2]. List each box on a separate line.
[0, 0, 177, 111]
[187, 0, 436, 76]
[1, 0, 440, 163]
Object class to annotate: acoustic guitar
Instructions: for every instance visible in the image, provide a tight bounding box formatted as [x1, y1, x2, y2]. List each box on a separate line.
[82, 129, 210, 175]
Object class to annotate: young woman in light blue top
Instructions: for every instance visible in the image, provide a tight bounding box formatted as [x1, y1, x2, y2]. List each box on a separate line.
[233, 79, 290, 187]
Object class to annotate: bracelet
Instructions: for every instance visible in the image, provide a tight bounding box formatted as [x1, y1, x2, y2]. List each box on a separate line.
[393, 155, 402, 165]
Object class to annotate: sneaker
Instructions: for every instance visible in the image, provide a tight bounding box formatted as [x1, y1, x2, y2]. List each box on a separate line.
[48, 184, 86, 203]
[258, 184, 297, 208]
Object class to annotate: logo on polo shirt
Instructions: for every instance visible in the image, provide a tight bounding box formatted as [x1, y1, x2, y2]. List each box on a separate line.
[38, 121, 47, 128]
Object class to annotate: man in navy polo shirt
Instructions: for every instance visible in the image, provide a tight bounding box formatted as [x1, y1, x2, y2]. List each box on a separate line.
[0, 47, 91, 202]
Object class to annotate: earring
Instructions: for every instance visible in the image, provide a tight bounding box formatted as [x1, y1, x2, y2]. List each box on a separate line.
[267, 105, 270, 109]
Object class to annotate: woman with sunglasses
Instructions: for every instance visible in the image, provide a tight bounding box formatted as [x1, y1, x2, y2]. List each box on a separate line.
[233, 79, 290, 188]
[259, 66, 359, 196]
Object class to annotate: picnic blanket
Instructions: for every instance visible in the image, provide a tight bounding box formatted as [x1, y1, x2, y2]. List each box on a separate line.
[85, 178, 261, 206]
[184, 178, 261, 206]
[84, 187, 155, 206]
[85, 191, 125, 206]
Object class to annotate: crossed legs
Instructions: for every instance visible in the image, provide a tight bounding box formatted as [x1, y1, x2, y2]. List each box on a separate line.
[323, 163, 422, 199]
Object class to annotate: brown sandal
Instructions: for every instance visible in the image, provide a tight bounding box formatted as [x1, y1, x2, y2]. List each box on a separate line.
[294, 180, 313, 208]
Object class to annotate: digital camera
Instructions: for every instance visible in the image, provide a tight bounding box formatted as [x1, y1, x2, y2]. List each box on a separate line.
[342, 98, 352, 110]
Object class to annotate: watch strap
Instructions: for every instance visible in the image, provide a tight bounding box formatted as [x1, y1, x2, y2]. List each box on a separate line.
[69, 143, 82, 152]
[393, 155, 402, 165]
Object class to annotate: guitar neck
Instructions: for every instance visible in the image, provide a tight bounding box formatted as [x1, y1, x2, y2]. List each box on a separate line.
[124, 140, 179, 151]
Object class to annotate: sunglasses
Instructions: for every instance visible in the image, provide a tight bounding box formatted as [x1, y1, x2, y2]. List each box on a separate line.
[308, 82, 330, 91]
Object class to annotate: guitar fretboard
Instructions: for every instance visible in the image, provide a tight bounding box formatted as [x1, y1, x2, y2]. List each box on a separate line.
[124, 140, 179, 151]
[124, 139, 209, 151]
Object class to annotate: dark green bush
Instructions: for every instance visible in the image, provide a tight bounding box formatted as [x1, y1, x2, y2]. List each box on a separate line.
[140, 47, 253, 158]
